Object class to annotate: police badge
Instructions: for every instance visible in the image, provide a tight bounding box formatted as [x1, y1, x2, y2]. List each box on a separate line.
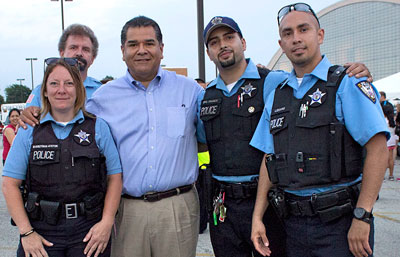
[241, 83, 256, 98]
[212, 16, 223, 25]
[308, 88, 326, 106]
[74, 130, 91, 144]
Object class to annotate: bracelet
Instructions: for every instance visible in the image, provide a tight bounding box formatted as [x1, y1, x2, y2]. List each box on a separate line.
[20, 228, 35, 238]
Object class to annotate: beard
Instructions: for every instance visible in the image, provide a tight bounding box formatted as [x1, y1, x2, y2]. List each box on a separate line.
[219, 56, 236, 68]
[76, 56, 88, 72]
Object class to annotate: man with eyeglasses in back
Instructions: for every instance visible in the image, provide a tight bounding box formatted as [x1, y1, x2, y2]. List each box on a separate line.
[250, 3, 388, 257]
[21, 24, 102, 127]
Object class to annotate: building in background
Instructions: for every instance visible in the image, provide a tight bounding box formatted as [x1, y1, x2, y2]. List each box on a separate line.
[267, 0, 400, 81]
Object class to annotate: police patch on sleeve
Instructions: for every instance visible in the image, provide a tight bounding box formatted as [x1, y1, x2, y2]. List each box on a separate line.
[355, 81, 376, 103]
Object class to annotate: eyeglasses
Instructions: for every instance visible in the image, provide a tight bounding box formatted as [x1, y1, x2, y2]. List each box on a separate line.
[277, 3, 320, 26]
[44, 57, 78, 66]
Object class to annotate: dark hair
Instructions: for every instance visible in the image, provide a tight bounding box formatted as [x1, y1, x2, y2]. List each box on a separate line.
[58, 24, 99, 58]
[379, 91, 386, 98]
[8, 108, 21, 118]
[121, 16, 163, 45]
[382, 104, 395, 128]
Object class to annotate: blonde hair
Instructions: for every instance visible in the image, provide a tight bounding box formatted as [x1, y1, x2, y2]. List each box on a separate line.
[40, 59, 91, 119]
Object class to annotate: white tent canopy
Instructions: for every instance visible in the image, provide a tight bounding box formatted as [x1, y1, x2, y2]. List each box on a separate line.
[373, 72, 400, 102]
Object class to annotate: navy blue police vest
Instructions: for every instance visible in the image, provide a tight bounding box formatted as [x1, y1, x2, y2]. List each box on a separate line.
[200, 68, 269, 176]
[27, 116, 107, 202]
[268, 66, 363, 190]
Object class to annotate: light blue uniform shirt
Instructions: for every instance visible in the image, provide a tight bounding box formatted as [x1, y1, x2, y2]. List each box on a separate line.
[26, 76, 101, 107]
[86, 67, 205, 197]
[205, 59, 287, 183]
[250, 56, 389, 196]
[3, 110, 122, 180]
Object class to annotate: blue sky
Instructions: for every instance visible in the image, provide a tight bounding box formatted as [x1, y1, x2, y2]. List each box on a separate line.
[0, 0, 339, 97]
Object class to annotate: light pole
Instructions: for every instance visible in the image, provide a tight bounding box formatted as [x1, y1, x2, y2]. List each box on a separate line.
[25, 58, 37, 90]
[51, 0, 73, 31]
[196, 0, 205, 82]
[17, 79, 25, 102]
[16, 79, 25, 86]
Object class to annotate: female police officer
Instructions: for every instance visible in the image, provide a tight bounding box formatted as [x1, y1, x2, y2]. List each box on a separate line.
[2, 58, 122, 257]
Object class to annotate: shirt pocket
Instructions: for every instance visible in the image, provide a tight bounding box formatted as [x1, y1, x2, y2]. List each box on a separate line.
[167, 107, 187, 138]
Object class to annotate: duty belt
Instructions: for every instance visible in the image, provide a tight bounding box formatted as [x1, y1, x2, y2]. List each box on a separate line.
[213, 179, 258, 199]
[122, 184, 193, 202]
[285, 183, 360, 218]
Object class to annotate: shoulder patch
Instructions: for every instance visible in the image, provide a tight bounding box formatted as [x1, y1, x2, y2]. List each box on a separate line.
[26, 94, 34, 104]
[355, 81, 376, 103]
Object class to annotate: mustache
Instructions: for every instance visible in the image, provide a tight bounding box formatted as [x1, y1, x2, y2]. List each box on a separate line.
[75, 57, 88, 71]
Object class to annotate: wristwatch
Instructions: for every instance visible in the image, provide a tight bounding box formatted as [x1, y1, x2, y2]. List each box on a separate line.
[353, 207, 373, 224]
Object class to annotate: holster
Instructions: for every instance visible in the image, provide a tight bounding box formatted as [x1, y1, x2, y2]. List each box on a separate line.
[268, 187, 288, 219]
[40, 200, 60, 225]
[202, 164, 213, 214]
[317, 201, 353, 223]
[83, 192, 104, 220]
[26, 192, 41, 220]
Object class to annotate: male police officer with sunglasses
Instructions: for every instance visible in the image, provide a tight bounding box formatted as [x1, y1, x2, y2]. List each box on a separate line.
[250, 3, 388, 257]
[21, 24, 101, 127]
[201, 15, 372, 257]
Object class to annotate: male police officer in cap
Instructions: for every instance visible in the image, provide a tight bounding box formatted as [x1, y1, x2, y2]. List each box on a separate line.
[200, 16, 287, 257]
[250, 3, 388, 257]
[201, 15, 372, 257]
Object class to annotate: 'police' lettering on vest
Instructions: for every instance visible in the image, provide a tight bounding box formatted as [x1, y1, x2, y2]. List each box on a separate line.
[270, 117, 285, 130]
[32, 150, 56, 161]
[200, 105, 219, 116]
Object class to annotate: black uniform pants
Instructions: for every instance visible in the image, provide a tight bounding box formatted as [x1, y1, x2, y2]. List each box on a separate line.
[284, 213, 374, 257]
[17, 216, 111, 257]
[209, 194, 286, 257]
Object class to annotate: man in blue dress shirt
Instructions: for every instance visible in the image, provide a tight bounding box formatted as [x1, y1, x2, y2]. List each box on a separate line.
[22, 24, 102, 124]
[86, 16, 204, 257]
[250, 3, 388, 257]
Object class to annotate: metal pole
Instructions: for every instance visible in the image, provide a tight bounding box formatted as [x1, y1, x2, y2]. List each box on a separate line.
[25, 58, 37, 90]
[61, 0, 64, 31]
[196, 0, 205, 82]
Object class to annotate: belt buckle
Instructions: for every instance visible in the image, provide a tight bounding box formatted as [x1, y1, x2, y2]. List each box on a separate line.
[143, 193, 159, 202]
[65, 203, 78, 219]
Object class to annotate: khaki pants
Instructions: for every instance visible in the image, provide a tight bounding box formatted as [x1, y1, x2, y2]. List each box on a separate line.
[111, 187, 200, 257]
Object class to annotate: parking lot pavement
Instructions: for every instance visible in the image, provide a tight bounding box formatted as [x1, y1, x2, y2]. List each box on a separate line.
[1, 158, 400, 257]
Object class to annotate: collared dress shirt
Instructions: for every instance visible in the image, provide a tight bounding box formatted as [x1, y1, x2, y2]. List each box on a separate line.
[86, 67, 205, 197]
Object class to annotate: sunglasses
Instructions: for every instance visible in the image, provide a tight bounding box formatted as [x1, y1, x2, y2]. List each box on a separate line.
[277, 2, 320, 26]
[44, 57, 78, 66]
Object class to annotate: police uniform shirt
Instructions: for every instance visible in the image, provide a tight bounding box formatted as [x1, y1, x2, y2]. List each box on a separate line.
[250, 56, 389, 195]
[26, 76, 102, 107]
[201, 58, 287, 183]
[2, 110, 122, 180]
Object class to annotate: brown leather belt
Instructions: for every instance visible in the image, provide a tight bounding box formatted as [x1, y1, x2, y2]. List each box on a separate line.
[122, 184, 193, 202]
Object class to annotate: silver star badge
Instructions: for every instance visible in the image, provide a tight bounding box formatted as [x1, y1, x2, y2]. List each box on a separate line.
[241, 83, 256, 97]
[74, 130, 90, 143]
[308, 88, 326, 105]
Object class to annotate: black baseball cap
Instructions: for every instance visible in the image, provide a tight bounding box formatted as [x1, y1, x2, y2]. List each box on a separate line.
[203, 16, 242, 46]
